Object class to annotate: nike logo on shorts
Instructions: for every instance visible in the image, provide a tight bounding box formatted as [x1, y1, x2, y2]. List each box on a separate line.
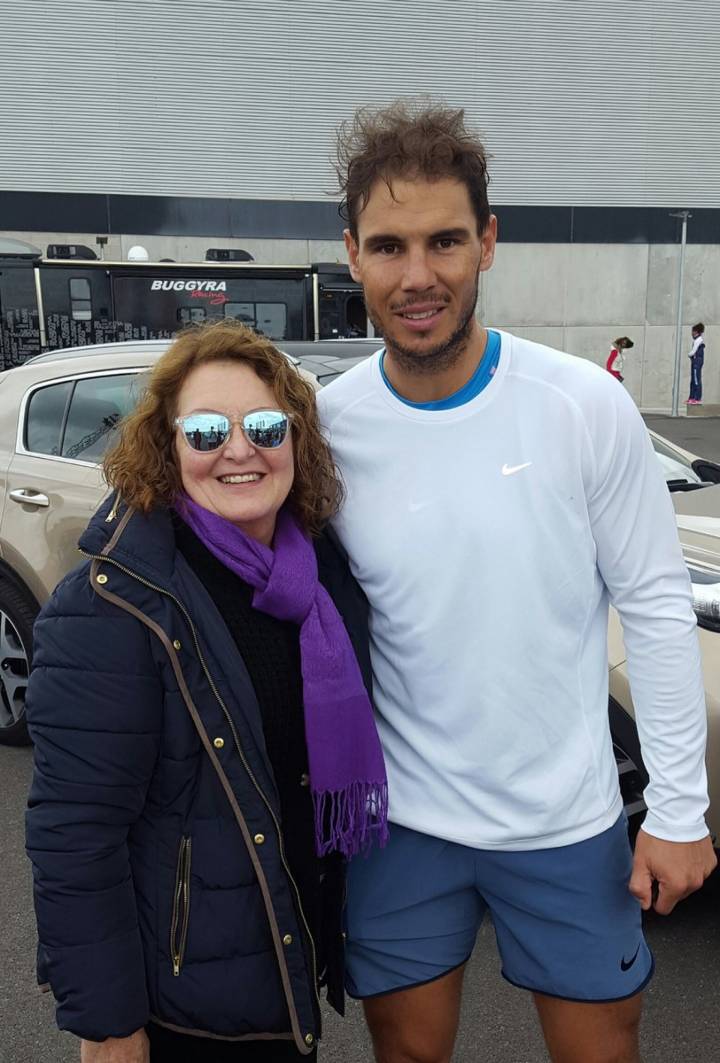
[620, 944, 641, 971]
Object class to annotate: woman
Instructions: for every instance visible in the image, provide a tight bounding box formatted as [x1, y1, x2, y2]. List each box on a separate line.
[25, 321, 388, 1062]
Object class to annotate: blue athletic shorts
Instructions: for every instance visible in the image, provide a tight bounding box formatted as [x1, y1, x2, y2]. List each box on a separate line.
[345, 816, 653, 1002]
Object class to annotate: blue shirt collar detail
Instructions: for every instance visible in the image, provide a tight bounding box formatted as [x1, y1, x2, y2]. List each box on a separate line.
[379, 330, 501, 410]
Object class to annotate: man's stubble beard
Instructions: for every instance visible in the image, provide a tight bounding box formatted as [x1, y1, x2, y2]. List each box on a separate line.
[366, 272, 480, 377]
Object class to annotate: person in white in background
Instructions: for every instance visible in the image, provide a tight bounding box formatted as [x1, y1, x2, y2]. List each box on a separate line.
[317, 100, 717, 1063]
[687, 322, 706, 404]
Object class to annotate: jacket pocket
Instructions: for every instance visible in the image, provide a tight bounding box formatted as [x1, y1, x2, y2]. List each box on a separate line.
[169, 836, 192, 977]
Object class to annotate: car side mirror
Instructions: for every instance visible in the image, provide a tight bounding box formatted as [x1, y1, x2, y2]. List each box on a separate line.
[692, 460, 720, 485]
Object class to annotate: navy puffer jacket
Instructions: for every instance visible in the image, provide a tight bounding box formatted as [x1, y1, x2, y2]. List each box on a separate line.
[25, 495, 371, 1053]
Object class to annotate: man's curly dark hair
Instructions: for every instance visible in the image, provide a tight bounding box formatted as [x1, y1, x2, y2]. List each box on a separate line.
[335, 99, 491, 238]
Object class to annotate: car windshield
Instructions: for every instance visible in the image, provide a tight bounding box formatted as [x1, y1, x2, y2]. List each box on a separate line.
[651, 435, 703, 486]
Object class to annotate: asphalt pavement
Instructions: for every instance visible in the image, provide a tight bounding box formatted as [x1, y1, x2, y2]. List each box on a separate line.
[1, 414, 719, 1062]
[3, 751, 720, 1061]
[643, 414, 720, 463]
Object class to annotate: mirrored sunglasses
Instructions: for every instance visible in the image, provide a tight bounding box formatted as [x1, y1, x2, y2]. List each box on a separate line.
[174, 409, 291, 452]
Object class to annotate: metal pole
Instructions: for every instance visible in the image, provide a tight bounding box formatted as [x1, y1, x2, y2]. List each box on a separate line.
[312, 272, 320, 341]
[670, 210, 691, 416]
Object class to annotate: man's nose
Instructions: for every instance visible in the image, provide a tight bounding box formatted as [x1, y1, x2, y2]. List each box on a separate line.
[400, 247, 436, 292]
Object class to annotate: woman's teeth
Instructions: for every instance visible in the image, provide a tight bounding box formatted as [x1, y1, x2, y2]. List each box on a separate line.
[219, 474, 262, 484]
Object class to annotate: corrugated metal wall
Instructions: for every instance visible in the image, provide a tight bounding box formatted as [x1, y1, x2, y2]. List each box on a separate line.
[2, 0, 718, 206]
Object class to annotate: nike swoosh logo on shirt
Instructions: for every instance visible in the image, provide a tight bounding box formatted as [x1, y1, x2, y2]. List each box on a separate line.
[502, 462, 533, 476]
[620, 944, 641, 971]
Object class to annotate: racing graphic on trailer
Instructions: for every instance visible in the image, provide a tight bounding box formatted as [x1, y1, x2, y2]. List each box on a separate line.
[0, 254, 366, 366]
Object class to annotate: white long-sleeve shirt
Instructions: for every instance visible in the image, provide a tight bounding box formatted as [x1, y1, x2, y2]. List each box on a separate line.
[317, 332, 709, 850]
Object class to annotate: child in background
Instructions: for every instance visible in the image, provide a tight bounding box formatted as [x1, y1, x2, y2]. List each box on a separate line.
[688, 323, 706, 404]
[606, 336, 634, 382]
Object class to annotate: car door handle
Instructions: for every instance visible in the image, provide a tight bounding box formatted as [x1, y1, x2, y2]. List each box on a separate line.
[9, 489, 50, 508]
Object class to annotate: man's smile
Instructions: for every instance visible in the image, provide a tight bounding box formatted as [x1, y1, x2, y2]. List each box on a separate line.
[394, 301, 448, 331]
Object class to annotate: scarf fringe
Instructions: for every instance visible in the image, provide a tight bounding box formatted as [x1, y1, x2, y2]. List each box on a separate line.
[313, 781, 389, 859]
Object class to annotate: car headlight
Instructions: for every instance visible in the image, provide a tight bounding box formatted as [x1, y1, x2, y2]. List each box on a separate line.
[687, 565, 720, 632]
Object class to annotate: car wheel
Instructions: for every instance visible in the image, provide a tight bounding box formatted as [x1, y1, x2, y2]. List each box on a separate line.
[613, 739, 647, 842]
[609, 698, 648, 843]
[0, 578, 37, 746]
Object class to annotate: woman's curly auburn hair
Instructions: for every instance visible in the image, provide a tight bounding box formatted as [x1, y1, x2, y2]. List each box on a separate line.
[335, 99, 491, 239]
[103, 320, 343, 535]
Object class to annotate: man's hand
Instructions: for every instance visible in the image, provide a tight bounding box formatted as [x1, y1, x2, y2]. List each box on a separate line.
[80, 1029, 149, 1063]
[629, 829, 717, 915]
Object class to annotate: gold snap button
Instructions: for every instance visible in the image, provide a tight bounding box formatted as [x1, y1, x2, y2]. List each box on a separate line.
[213, 737, 224, 749]
[96, 573, 108, 585]
[304, 1034, 314, 1046]
[173, 639, 181, 650]
[282, 933, 293, 946]
[300, 773, 310, 787]
[254, 833, 265, 845]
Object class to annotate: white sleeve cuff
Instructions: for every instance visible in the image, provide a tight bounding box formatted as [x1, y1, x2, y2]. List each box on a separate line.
[639, 812, 711, 844]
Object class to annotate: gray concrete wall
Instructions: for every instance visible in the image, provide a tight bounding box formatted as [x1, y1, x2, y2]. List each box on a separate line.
[484, 243, 720, 412]
[5, 229, 719, 411]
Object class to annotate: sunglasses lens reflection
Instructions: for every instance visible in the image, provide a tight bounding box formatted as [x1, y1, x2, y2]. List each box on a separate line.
[179, 411, 289, 451]
[181, 414, 231, 452]
[243, 411, 289, 449]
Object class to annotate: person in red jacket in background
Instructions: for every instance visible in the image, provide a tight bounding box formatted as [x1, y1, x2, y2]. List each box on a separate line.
[606, 336, 634, 382]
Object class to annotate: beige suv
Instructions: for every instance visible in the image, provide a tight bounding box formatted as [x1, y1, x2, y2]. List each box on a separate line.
[0, 344, 718, 844]
[609, 432, 720, 843]
[0, 339, 320, 746]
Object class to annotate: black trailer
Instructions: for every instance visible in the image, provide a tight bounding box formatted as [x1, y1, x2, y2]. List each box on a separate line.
[0, 240, 367, 368]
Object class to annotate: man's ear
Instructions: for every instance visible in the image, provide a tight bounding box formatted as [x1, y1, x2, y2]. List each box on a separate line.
[479, 214, 497, 273]
[344, 229, 361, 282]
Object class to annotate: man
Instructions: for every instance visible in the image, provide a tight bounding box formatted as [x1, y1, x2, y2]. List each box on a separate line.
[317, 102, 716, 1063]
[687, 322, 706, 405]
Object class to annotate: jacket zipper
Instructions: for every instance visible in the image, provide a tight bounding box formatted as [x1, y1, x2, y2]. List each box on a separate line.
[81, 549, 320, 1007]
[170, 837, 192, 976]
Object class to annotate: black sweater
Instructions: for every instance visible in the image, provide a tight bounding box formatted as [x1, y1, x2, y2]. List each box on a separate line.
[174, 520, 323, 967]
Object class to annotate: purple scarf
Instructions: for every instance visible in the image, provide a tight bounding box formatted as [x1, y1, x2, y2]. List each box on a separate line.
[176, 494, 388, 858]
